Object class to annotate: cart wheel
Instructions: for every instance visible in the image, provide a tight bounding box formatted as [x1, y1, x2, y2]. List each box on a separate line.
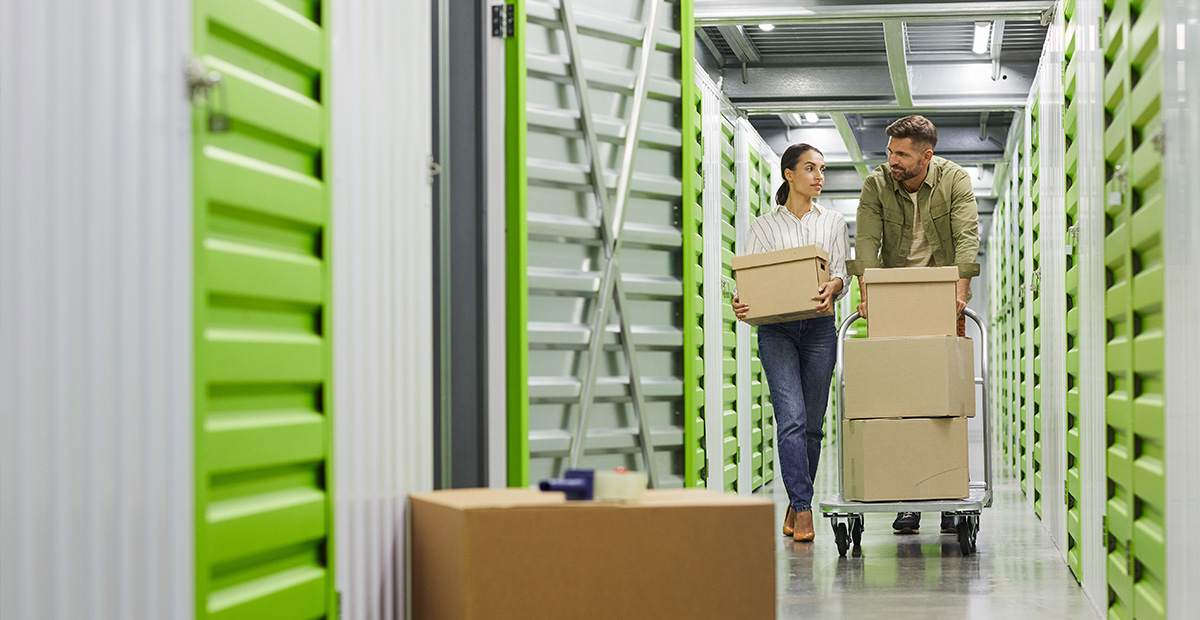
[969, 516, 980, 553]
[834, 523, 850, 556]
[850, 515, 863, 547]
[956, 521, 971, 556]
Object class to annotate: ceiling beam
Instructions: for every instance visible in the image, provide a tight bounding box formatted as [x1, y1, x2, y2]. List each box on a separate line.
[715, 25, 761, 65]
[695, 0, 1056, 26]
[990, 20, 1007, 80]
[883, 21, 913, 107]
[696, 27, 726, 67]
[724, 62, 1036, 113]
[831, 113, 870, 180]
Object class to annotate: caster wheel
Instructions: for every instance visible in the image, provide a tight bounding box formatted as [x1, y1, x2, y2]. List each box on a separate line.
[835, 522, 850, 556]
[969, 516, 980, 553]
[956, 521, 972, 556]
[850, 516, 863, 547]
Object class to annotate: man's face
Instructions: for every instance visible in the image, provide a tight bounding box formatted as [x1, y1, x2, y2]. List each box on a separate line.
[886, 137, 932, 182]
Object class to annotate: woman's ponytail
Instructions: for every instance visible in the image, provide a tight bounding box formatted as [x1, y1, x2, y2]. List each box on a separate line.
[775, 180, 790, 206]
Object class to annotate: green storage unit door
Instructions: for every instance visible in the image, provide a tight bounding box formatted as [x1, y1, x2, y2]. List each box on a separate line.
[1031, 96, 1044, 516]
[746, 150, 776, 489]
[1018, 151, 1029, 494]
[685, 85, 705, 487]
[192, 0, 335, 618]
[1103, 0, 1167, 617]
[719, 117, 739, 492]
[506, 0, 691, 487]
[1064, 2, 1084, 583]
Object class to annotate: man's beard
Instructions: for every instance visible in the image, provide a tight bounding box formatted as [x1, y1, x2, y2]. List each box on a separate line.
[890, 164, 919, 182]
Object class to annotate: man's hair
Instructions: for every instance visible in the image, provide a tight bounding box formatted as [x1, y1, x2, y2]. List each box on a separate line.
[886, 115, 938, 150]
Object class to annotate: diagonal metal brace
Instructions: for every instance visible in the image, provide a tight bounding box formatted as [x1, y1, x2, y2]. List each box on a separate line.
[558, 0, 663, 486]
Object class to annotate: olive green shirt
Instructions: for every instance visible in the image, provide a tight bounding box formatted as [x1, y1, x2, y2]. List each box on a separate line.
[846, 156, 981, 279]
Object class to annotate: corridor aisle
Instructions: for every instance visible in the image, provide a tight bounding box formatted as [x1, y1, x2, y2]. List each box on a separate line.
[771, 435, 1100, 619]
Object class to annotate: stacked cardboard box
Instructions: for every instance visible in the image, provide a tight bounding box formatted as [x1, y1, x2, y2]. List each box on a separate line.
[841, 267, 973, 501]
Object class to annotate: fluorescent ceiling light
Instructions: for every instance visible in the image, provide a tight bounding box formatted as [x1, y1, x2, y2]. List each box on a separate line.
[804, 112, 819, 124]
[781, 113, 805, 127]
[972, 22, 992, 54]
[758, 23, 775, 32]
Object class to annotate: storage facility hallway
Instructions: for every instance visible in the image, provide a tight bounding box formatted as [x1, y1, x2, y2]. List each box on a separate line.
[4, 0, 1200, 619]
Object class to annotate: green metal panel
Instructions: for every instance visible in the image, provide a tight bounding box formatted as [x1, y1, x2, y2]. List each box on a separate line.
[684, 77, 704, 488]
[506, 0, 531, 486]
[749, 151, 776, 488]
[1127, 0, 1167, 615]
[719, 118, 739, 492]
[508, 0, 691, 486]
[1031, 94, 1044, 517]
[1102, 0, 1167, 616]
[1064, 6, 1084, 583]
[1018, 146, 1029, 493]
[192, 0, 335, 618]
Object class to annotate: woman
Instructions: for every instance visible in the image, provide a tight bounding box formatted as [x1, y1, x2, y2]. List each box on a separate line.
[731, 143, 850, 542]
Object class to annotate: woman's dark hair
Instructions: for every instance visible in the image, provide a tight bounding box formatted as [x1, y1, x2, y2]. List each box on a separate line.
[775, 143, 824, 206]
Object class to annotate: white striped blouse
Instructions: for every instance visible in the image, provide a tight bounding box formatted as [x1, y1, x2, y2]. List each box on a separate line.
[745, 202, 851, 302]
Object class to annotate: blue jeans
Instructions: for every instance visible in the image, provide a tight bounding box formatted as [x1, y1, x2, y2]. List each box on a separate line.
[757, 316, 837, 513]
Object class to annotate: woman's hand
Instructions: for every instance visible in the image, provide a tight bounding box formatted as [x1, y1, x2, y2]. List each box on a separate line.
[731, 293, 749, 321]
[812, 277, 843, 314]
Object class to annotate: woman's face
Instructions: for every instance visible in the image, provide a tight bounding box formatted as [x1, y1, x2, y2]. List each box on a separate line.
[786, 151, 825, 199]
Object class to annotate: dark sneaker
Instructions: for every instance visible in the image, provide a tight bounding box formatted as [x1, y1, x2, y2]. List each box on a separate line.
[892, 511, 920, 534]
[940, 513, 957, 533]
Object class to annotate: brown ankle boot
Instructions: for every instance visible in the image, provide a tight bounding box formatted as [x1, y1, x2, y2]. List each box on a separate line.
[793, 510, 815, 542]
[783, 506, 796, 537]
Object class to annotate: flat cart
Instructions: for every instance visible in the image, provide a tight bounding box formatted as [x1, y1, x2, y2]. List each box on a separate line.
[818, 308, 993, 557]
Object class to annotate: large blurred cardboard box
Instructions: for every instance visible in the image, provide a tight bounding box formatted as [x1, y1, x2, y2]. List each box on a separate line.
[863, 266, 958, 337]
[732, 245, 831, 326]
[410, 488, 775, 620]
[843, 335, 975, 419]
[841, 418, 969, 501]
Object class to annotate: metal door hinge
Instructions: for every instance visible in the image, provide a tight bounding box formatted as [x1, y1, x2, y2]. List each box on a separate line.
[186, 58, 230, 133]
[491, 4, 514, 38]
[428, 155, 442, 185]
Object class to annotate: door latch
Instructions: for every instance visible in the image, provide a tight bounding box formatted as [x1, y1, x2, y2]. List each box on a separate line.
[187, 58, 231, 133]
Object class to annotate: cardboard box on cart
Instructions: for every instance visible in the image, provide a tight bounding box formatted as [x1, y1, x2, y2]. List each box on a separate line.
[862, 266, 959, 337]
[843, 335, 976, 420]
[841, 417, 969, 501]
[410, 488, 775, 620]
[731, 244, 832, 326]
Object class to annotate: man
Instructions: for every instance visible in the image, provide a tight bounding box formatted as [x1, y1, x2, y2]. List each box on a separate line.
[846, 115, 980, 535]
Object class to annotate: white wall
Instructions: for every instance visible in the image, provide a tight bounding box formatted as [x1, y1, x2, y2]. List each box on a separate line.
[330, 0, 435, 618]
[1163, 0, 1200, 614]
[0, 1, 195, 619]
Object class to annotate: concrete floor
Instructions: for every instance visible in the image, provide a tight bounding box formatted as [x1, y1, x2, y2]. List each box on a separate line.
[767, 438, 1102, 619]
